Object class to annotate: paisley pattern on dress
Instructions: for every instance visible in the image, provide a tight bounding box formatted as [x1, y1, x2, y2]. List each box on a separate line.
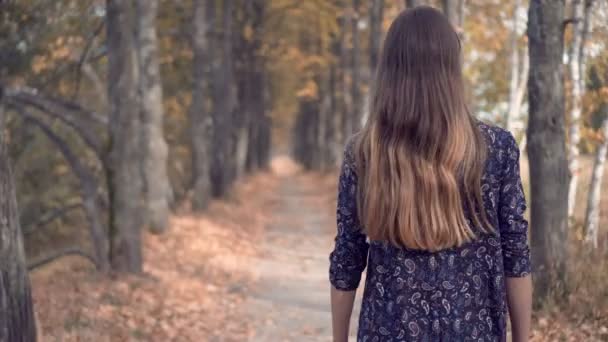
[329, 122, 531, 342]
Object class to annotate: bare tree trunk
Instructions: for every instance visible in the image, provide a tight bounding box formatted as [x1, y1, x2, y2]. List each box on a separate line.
[351, 0, 362, 132]
[136, 0, 172, 233]
[527, 0, 568, 302]
[369, 0, 384, 73]
[584, 113, 608, 248]
[211, 0, 238, 197]
[0, 100, 37, 342]
[107, 0, 144, 273]
[189, 0, 214, 210]
[339, 16, 352, 143]
[506, 0, 524, 132]
[442, 0, 464, 29]
[567, 0, 594, 217]
[406, 0, 424, 8]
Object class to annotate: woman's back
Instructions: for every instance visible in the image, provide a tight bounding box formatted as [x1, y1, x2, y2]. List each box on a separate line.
[328, 6, 532, 342]
[330, 122, 530, 341]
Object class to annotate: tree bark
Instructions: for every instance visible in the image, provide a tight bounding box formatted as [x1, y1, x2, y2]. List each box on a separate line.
[351, 0, 362, 133]
[506, 0, 528, 133]
[0, 100, 37, 342]
[135, 0, 172, 233]
[584, 112, 608, 248]
[442, 0, 464, 29]
[527, 0, 568, 302]
[567, 0, 594, 217]
[106, 0, 144, 273]
[210, 0, 238, 198]
[189, 0, 214, 210]
[405, 0, 424, 8]
[369, 0, 384, 73]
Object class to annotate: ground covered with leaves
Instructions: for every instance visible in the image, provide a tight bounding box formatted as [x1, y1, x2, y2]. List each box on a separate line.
[31, 171, 280, 341]
[30, 157, 608, 341]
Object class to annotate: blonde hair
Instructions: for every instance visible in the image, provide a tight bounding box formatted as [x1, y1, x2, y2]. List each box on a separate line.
[355, 6, 492, 251]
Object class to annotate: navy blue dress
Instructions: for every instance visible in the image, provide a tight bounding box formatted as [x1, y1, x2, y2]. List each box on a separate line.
[329, 122, 531, 342]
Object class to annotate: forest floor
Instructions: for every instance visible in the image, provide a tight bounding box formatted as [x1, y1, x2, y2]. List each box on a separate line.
[30, 156, 608, 341]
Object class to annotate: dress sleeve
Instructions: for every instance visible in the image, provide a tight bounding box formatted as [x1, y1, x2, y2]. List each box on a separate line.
[329, 143, 370, 291]
[498, 132, 531, 277]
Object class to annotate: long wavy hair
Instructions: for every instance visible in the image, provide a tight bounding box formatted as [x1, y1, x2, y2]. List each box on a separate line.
[355, 6, 492, 251]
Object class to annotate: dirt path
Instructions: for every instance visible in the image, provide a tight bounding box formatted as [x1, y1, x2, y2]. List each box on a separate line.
[245, 171, 363, 341]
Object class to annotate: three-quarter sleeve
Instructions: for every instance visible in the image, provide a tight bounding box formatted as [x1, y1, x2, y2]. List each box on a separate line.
[498, 132, 531, 277]
[329, 143, 369, 291]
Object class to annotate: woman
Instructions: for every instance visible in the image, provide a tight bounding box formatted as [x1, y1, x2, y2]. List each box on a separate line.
[329, 6, 532, 342]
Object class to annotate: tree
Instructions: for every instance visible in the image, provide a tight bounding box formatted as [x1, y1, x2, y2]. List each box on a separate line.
[210, 0, 238, 198]
[106, 0, 144, 272]
[351, 0, 362, 132]
[527, 0, 569, 301]
[567, 0, 594, 217]
[0, 97, 37, 342]
[136, 0, 172, 233]
[584, 65, 608, 248]
[405, 0, 424, 8]
[506, 0, 529, 133]
[369, 0, 384, 73]
[189, 0, 214, 210]
[442, 0, 465, 30]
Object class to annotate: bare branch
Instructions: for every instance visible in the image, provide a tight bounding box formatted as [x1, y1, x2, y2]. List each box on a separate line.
[23, 203, 83, 235]
[27, 247, 98, 271]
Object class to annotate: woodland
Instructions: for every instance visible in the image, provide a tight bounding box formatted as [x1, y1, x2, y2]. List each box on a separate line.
[0, 0, 608, 340]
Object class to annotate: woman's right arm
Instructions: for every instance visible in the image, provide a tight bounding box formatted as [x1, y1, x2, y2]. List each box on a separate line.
[498, 132, 532, 342]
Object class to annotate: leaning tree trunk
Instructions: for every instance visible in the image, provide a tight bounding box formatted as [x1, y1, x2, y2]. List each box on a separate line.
[189, 0, 214, 210]
[107, 0, 144, 273]
[584, 112, 608, 249]
[210, 0, 238, 197]
[527, 0, 568, 302]
[567, 0, 594, 217]
[136, 0, 172, 233]
[0, 100, 37, 342]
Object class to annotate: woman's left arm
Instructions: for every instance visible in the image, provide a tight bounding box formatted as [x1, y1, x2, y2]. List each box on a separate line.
[329, 144, 369, 341]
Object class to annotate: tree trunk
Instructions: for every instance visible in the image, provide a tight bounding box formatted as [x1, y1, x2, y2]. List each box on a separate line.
[0, 100, 37, 342]
[339, 16, 353, 143]
[351, 0, 362, 133]
[506, 0, 529, 133]
[135, 0, 172, 233]
[369, 0, 384, 73]
[107, 0, 144, 273]
[567, 0, 594, 217]
[584, 113, 608, 248]
[210, 0, 238, 197]
[405, 0, 424, 8]
[189, 0, 214, 210]
[442, 0, 464, 29]
[527, 0, 568, 302]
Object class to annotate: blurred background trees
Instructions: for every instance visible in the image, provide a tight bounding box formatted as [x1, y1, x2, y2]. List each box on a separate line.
[1, 0, 608, 337]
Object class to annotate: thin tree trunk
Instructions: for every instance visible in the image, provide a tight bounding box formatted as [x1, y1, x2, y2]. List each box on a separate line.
[189, 0, 214, 210]
[136, 0, 172, 233]
[107, 0, 144, 273]
[340, 16, 352, 143]
[506, 4, 530, 136]
[406, 0, 424, 8]
[567, 0, 594, 217]
[584, 113, 608, 248]
[211, 0, 238, 197]
[442, 0, 464, 29]
[351, 0, 362, 132]
[527, 0, 568, 302]
[0, 100, 37, 342]
[369, 0, 384, 73]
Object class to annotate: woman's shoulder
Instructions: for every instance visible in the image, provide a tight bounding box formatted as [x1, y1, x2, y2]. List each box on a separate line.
[475, 119, 518, 151]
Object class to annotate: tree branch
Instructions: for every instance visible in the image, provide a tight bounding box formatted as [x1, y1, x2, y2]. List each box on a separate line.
[23, 203, 83, 235]
[27, 247, 98, 271]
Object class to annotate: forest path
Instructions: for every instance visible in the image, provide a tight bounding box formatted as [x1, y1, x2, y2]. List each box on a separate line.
[244, 166, 362, 341]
